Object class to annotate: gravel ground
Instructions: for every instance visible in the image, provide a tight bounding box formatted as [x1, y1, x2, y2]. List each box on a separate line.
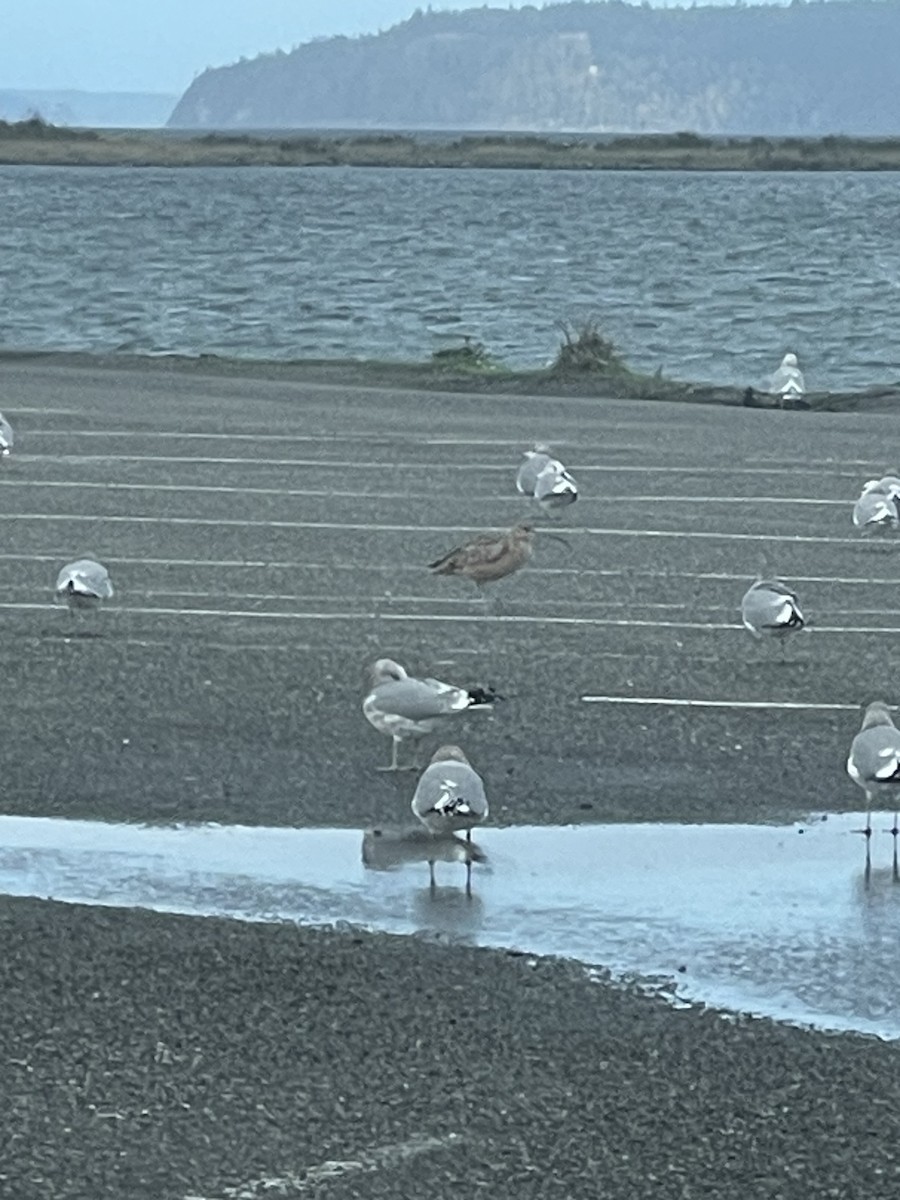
[3, 895, 900, 1200]
[2, 355, 900, 1199]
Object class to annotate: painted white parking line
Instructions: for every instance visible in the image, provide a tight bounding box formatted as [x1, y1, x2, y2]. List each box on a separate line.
[0, 553, 896, 588]
[0, 512, 875, 544]
[10, 452, 864, 478]
[0, 479, 854, 506]
[4, 602, 900, 634]
[581, 696, 859, 710]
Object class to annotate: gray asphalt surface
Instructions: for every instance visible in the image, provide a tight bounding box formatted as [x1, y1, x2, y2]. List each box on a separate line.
[4, 895, 900, 1200]
[1, 354, 897, 827]
[3, 356, 900, 1200]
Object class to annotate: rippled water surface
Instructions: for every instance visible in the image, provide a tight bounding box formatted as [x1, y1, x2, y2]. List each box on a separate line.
[2, 165, 899, 388]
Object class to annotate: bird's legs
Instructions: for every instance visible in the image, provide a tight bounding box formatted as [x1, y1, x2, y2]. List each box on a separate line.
[377, 736, 404, 772]
[465, 858, 473, 898]
[474, 581, 497, 615]
[428, 860, 436, 892]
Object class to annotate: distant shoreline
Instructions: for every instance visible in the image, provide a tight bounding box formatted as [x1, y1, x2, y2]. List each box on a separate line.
[3, 348, 899, 413]
[3, 119, 900, 170]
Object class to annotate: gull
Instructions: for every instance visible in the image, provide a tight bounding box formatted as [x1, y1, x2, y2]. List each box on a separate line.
[768, 352, 805, 407]
[863, 474, 900, 496]
[410, 744, 489, 891]
[846, 701, 900, 841]
[428, 523, 535, 601]
[516, 447, 578, 515]
[852, 481, 900, 534]
[0, 411, 13, 457]
[363, 658, 497, 771]
[515, 447, 553, 497]
[55, 559, 114, 624]
[361, 825, 486, 881]
[740, 579, 805, 654]
[533, 457, 578, 515]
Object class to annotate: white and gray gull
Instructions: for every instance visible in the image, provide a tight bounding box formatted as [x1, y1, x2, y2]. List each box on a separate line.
[852, 479, 900, 534]
[55, 559, 114, 619]
[846, 701, 900, 838]
[533, 457, 578, 514]
[740, 579, 805, 647]
[516, 447, 578, 514]
[0, 411, 13, 457]
[515, 447, 553, 497]
[363, 658, 498, 771]
[410, 744, 489, 891]
[768, 352, 805, 406]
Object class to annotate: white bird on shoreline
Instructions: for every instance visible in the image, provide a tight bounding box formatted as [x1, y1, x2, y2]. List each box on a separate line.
[768, 352, 805, 406]
[362, 658, 498, 771]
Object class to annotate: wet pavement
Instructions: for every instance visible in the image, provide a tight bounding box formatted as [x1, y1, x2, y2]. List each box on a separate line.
[1, 355, 900, 829]
[3, 356, 900, 1198]
[1, 812, 897, 1039]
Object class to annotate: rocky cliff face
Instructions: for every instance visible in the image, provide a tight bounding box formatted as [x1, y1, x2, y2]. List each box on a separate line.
[168, 1, 900, 135]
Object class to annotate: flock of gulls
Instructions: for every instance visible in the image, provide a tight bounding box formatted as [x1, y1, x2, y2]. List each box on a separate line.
[358, 433, 900, 890]
[2, 400, 898, 891]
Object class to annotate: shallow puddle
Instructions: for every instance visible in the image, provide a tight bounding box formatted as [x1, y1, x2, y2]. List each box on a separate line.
[0, 813, 897, 1040]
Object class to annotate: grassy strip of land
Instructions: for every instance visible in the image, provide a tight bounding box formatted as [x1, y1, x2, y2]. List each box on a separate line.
[6, 330, 898, 413]
[4, 118, 900, 170]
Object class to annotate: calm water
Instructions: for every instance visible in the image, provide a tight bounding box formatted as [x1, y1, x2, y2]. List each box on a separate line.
[2, 165, 899, 389]
[1, 814, 898, 1039]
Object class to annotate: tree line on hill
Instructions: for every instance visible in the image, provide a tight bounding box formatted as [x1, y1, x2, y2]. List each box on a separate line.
[168, 0, 900, 135]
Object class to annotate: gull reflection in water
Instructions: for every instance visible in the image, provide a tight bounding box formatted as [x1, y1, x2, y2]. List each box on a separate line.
[861, 835, 900, 889]
[361, 825, 487, 896]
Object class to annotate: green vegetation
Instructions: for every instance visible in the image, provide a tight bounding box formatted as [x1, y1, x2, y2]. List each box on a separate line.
[167, 1, 900, 138]
[5, 120, 900, 170]
[550, 319, 625, 377]
[0, 116, 98, 142]
[430, 337, 506, 375]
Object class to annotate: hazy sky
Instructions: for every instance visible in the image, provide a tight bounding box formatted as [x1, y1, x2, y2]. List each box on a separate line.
[2, 1, 452, 94]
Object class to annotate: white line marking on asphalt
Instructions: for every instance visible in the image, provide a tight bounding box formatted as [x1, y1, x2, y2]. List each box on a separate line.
[183, 1132, 464, 1200]
[0, 554, 897, 588]
[581, 696, 859, 711]
[4, 602, 900, 633]
[0, 512, 875, 544]
[0, 479, 854, 506]
[11, 452, 865, 478]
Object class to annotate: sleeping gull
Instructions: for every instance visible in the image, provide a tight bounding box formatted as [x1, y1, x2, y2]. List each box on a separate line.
[55, 559, 114, 622]
[515, 447, 553, 497]
[852, 481, 900, 534]
[846, 701, 900, 840]
[363, 658, 497, 771]
[533, 457, 578, 514]
[410, 744, 489, 891]
[428, 523, 535, 600]
[740, 579, 805, 653]
[768, 352, 805, 407]
[516, 447, 578, 515]
[0, 412, 13, 457]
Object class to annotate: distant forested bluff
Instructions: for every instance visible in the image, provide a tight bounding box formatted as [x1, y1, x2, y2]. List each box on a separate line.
[168, 0, 900, 136]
